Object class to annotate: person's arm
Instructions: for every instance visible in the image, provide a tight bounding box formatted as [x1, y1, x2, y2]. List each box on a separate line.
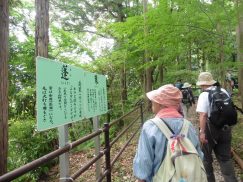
[199, 112, 208, 144]
[133, 122, 154, 182]
[196, 92, 209, 144]
[187, 124, 204, 159]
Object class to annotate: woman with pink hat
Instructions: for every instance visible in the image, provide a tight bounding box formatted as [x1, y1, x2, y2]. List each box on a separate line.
[133, 84, 203, 182]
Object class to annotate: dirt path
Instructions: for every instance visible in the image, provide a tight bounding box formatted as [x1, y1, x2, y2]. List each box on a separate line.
[44, 107, 243, 181]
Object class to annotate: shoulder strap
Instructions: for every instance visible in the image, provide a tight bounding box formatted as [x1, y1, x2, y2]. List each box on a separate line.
[152, 118, 190, 139]
[203, 89, 213, 103]
[180, 119, 190, 136]
[151, 118, 173, 140]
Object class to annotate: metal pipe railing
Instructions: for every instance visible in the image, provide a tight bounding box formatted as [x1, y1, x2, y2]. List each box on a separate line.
[110, 114, 140, 147]
[0, 129, 103, 182]
[0, 102, 145, 182]
[109, 106, 139, 127]
[97, 170, 108, 182]
[70, 151, 105, 181]
[111, 126, 140, 167]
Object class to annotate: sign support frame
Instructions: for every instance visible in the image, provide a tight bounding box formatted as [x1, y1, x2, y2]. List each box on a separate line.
[93, 116, 101, 180]
[58, 125, 70, 182]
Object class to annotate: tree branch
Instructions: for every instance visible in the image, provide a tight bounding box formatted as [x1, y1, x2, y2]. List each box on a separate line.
[164, 23, 223, 37]
[63, 27, 109, 38]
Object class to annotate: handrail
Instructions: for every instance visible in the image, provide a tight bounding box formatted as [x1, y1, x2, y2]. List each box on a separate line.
[97, 170, 108, 182]
[70, 150, 105, 181]
[0, 129, 103, 182]
[111, 126, 140, 167]
[110, 114, 140, 147]
[109, 106, 139, 127]
[0, 103, 146, 182]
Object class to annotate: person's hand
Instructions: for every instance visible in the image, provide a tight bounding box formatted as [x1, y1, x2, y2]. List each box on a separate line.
[199, 133, 208, 144]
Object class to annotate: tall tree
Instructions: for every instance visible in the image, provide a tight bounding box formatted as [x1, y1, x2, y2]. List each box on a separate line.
[143, 0, 152, 94]
[0, 0, 9, 175]
[35, 0, 49, 57]
[237, 0, 243, 108]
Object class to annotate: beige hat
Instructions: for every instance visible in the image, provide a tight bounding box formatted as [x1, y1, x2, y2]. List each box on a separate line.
[196, 72, 216, 86]
[182, 82, 192, 88]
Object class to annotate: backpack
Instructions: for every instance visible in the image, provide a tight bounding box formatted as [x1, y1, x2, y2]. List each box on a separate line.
[182, 89, 193, 105]
[151, 118, 207, 182]
[206, 87, 238, 129]
[175, 82, 183, 90]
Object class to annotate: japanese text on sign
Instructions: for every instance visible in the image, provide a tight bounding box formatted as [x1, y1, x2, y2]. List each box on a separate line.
[36, 57, 108, 131]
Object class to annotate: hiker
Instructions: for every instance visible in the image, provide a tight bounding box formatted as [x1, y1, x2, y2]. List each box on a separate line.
[175, 79, 183, 90]
[196, 72, 238, 182]
[181, 82, 195, 119]
[133, 84, 204, 182]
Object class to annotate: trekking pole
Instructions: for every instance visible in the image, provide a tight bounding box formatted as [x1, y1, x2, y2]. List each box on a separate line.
[234, 105, 243, 114]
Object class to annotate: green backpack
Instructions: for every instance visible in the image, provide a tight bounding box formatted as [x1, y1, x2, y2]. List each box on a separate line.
[151, 118, 207, 182]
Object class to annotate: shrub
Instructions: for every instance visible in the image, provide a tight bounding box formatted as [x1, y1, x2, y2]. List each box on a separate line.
[8, 118, 57, 181]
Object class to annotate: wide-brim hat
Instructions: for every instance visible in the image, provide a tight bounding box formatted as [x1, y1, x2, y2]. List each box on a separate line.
[146, 84, 182, 107]
[182, 82, 192, 88]
[196, 72, 216, 86]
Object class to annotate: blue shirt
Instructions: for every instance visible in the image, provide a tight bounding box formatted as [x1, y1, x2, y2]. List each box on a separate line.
[133, 118, 203, 182]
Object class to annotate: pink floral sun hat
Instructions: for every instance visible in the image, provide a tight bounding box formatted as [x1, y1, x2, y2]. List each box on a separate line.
[146, 84, 182, 107]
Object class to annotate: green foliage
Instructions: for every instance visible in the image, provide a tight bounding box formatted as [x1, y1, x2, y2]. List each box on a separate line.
[8, 118, 58, 181]
[232, 116, 243, 159]
[9, 36, 36, 118]
[162, 69, 198, 85]
[6, 0, 243, 180]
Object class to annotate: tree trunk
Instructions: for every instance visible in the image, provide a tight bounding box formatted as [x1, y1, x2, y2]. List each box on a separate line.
[0, 0, 9, 175]
[188, 43, 192, 70]
[116, 3, 127, 108]
[120, 63, 127, 105]
[201, 49, 206, 71]
[143, 0, 152, 93]
[159, 64, 164, 84]
[216, 23, 225, 87]
[237, 0, 243, 108]
[35, 0, 49, 57]
[145, 68, 153, 93]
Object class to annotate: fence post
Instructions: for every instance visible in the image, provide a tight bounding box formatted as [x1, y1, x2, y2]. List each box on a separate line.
[93, 116, 101, 180]
[104, 122, 111, 182]
[140, 102, 144, 126]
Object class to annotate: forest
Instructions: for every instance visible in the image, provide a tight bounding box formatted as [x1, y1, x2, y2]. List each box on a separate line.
[1, 0, 243, 181]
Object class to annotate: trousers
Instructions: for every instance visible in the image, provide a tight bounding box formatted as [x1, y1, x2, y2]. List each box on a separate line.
[202, 122, 238, 182]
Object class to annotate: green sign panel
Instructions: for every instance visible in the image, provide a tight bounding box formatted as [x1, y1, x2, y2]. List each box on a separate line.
[36, 56, 108, 131]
